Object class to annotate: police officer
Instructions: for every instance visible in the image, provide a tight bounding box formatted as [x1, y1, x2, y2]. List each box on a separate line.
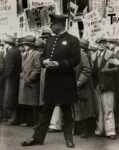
[21, 14, 80, 148]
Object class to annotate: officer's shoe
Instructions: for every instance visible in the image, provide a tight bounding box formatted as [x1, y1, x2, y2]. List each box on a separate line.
[21, 138, 43, 146]
[66, 140, 75, 148]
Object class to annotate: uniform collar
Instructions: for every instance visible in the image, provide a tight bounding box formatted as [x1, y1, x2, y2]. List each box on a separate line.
[55, 31, 67, 38]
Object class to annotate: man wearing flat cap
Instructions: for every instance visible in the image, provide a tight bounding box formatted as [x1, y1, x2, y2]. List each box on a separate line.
[21, 14, 81, 148]
[2, 35, 21, 125]
[92, 38, 117, 139]
[18, 35, 41, 126]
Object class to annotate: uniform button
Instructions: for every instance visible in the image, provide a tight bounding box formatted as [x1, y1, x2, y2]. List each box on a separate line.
[52, 48, 55, 50]
[56, 38, 58, 40]
[51, 51, 54, 54]
[50, 55, 53, 57]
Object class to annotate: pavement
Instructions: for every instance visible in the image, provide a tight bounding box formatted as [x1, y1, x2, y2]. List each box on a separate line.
[0, 124, 119, 150]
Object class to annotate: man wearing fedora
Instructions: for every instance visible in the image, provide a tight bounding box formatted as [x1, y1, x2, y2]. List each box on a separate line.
[92, 38, 117, 139]
[18, 35, 41, 127]
[2, 35, 21, 125]
[21, 14, 80, 148]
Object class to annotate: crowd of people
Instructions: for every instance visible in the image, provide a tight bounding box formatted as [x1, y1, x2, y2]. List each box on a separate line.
[0, 14, 119, 148]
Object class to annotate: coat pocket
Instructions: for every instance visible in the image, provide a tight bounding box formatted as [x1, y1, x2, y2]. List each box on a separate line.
[77, 84, 90, 101]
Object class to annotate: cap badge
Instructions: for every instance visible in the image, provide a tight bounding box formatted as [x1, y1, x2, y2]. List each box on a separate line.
[62, 41, 67, 45]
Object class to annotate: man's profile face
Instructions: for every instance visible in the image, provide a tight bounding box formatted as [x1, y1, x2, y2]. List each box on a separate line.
[50, 23, 62, 34]
[23, 45, 30, 51]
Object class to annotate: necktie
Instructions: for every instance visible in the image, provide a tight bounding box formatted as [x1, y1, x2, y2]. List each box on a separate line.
[98, 52, 102, 68]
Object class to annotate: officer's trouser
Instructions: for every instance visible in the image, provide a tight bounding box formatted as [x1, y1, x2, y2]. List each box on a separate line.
[33, 104, 74, 143]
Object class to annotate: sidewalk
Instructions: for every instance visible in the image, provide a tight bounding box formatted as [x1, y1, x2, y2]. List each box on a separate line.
[0, 124, 119, 150]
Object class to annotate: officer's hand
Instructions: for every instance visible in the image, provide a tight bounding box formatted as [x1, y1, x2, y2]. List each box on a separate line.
[49, 61, 59, 68]
[43, 59, 50, 68]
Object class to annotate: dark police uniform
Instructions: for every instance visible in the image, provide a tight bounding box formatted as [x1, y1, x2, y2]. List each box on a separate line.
[21, 14, 81, 147]
[32, 31, 80, 143]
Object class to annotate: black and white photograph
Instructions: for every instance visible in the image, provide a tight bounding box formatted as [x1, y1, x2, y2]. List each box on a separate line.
[0, 0, 119, 150]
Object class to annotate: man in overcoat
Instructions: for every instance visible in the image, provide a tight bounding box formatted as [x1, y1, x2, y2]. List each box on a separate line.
[21, 14, 80, 148]
[2, 35, 21, 125]
[18, 36, 41, 126]
[74, 39, 98, 138]
[92, 38, 117, 139]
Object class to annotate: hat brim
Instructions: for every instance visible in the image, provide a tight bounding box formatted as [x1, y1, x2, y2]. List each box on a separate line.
[5, 41, 15, 45]
[21, 42, 35, 45]
[96, 39, 107, 43]
[80, 44, 89, 49]
[39, 35, 51, 38]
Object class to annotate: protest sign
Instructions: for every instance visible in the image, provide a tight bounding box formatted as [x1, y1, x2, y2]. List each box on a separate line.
[89, 0, 106, 18]
[70, 1, 79, 19]
[25, 3, 56, 31]
[17, 12, 30, 38]
[68, 21, 80, 39]
[83, 10, 102, 41]
[0, 0, 17, 35]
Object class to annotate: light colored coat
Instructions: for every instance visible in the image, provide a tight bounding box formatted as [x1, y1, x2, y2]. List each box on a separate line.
[18, 50, 41, 106]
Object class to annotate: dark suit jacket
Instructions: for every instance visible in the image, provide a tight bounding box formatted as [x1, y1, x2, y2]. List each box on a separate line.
[3, 46, 21, 108]
[41, 32, 81, 104]
[92, 49, 116, 91]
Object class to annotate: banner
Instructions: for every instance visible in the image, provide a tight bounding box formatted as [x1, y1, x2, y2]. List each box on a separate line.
[25, 4, 56, 31]
[107, 0, 119, 25]
[106, 0, 119, 38]
[29, 0, 54, 8]
[0, 0, 17, 34]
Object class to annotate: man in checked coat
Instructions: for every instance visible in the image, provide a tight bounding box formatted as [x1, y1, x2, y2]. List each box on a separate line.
[21, 14, 80, 148]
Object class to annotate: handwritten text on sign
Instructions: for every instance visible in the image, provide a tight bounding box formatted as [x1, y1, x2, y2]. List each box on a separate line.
[29, 0, 53, 8]
[0, 0, 17, 34]
[83, 10, 102, 40]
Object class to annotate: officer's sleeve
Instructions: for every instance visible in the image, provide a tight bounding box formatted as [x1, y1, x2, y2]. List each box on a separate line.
[58, 37, 80, 69]
[40, 46, 46, 68]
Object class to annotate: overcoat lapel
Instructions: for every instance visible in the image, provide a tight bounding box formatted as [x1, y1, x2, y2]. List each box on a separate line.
[22, 51, 33, 68]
